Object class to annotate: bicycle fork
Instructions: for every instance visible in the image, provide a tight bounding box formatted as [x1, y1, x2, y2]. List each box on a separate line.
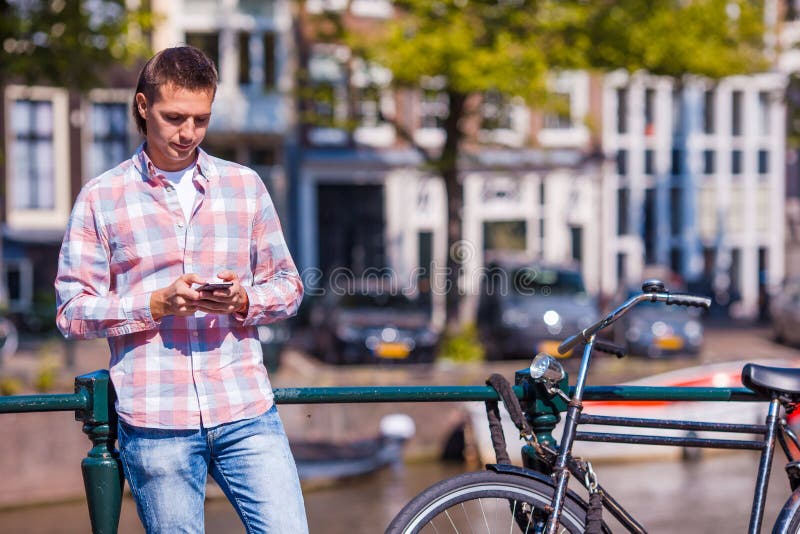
[544, 336, 596, 534]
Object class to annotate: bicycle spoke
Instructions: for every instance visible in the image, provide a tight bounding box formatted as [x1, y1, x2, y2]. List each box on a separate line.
[479, 498, 489, 534]
[509, 500, 517, 534]
[445, 509, 458, 533]
[459, 502, 476, 534]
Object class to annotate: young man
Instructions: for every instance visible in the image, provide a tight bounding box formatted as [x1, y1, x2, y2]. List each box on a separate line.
[54, 46, 308, 533]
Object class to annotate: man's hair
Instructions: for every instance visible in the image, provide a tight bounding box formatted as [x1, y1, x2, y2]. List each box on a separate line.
[132, 46, 218, 135]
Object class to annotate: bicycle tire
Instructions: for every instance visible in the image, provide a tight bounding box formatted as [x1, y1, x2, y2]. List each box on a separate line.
[385, 470, 599, 534]
[773, 487, 800, 533]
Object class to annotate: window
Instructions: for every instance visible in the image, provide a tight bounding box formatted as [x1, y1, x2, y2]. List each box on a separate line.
[249, 147, 276, 166]
[263, 33, 276, 88]
[644, 149, 655, 175]
[420, 76, 448, 129]
[643, 188, 656, 264]
[617, 188, 629, 235]
[543, 91, 572, 130]
[670, 248, 683, 276]
[758, 149, 769, 174]
[185, 32, 220, 70]
[483, 220, 527, 252]
[570, 226, 583, 264]
[307, 46, 348, 133]
[239, 32, 251, 84]
[671, 148, 682, 176]
[672, 88, 683, 135]
[616, 88, 628, 134]
[482, 91, 514, 131]
[790, 0, 800, 20]
[732, 150, 743, 175]
[758, 91, 770, 136]
[89, 102, 129, 179]
[703, 150, 716, 174]
[732, 90, 743, 136]
[355, 84, 381, 128]
[11, 99, 55, 210]
[670, 187, 682, 236]
[616, 149, 628, 176]
[644, 88, 655, 135]
[236, 32, 275, 88]
[703, 89, 715, 134]
[3, 258, 32, 311]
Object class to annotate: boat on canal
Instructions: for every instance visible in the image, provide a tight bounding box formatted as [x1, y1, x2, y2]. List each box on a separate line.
[291, 413, 416, 481]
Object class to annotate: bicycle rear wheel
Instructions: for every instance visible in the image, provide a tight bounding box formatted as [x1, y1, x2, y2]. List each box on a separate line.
[386, 470, 596, 534]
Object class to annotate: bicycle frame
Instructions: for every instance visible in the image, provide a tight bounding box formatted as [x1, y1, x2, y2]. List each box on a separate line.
[525, 284, 797, 534]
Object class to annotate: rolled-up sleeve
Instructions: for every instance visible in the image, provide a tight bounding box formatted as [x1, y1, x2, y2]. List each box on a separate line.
[237, 179, 303, 326]
[54, 186, 157, 339]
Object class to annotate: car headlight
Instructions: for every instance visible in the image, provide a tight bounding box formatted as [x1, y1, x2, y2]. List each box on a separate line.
[651, 321, 671, 337]
[684, 320, 702, 339]
[335, 325, 362, 341]
[257, 325, 275, 344]
[502, 309, 529, 328]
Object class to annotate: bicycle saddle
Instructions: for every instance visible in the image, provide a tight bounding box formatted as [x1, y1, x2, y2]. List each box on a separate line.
[741, 363, 800, 398]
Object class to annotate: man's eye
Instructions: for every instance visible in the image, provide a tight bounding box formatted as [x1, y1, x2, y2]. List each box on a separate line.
[165, 115, 181, 121]
[196, 117, 209, 125]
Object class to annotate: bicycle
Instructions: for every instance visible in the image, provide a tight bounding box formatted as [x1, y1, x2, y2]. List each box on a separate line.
[386, 279, 800, 533]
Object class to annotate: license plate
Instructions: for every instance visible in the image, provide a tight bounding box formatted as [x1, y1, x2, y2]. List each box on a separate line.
[537, 340, 571, 358]
[376, 342, 410, 359]
[655, 335, 684, 350]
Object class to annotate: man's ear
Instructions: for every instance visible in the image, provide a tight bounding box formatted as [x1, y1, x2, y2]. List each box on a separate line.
[135, 93, 148, 120]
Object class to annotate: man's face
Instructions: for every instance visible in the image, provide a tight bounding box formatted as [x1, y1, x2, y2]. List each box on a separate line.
[135, 84, 213, 171]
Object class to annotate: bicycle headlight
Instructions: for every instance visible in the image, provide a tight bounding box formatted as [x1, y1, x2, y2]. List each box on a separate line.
[529, 352, 566, 383]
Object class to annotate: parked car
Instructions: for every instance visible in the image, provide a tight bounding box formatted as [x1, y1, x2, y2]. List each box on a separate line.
[477, 259, 599, 360]
[770, 279, 800, 346]
[257, 322, 291, 373]
[310, 287, 440, 364]
[610, 288, 704, 358]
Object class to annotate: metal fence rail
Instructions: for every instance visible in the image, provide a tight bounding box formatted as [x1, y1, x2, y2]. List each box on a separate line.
[0, 368, 767, 534]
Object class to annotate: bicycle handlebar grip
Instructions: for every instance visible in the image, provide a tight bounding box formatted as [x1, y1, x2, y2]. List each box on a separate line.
[594, 339, 626, 358]
[665, 293, 712, 309]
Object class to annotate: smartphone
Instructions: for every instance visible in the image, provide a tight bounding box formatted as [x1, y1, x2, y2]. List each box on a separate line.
[196, 282, 234, 292]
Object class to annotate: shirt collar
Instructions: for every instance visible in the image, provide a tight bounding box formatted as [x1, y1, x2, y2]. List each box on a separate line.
[132, 143, 218, 185]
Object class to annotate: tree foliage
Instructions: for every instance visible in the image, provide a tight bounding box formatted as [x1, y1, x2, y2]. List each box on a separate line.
[351, 0, 766, 104]
[0, 0, 154, 89]
[312, 0, 770, 330]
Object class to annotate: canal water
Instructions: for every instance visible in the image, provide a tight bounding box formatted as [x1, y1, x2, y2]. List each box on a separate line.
[0, 451, 793, 533]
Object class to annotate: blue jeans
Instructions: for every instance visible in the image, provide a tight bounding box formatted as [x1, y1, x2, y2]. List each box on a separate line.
[117, 406, 308, 534]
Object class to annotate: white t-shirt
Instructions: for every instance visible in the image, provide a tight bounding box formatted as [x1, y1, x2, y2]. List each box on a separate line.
[157, 163, 197, 222]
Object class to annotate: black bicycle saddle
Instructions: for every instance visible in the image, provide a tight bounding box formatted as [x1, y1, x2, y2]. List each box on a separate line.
[741, 363, 800, 398]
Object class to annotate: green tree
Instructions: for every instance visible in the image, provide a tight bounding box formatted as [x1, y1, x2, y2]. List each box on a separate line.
[0, 0, 153, 90]
[319, 0, 767, 332]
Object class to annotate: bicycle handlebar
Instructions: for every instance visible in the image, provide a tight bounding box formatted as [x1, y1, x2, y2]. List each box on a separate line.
[557, 282, 712, 355]
[665, 293, 712, 308]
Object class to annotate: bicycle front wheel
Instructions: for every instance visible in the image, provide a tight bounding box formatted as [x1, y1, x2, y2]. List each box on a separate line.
[386, 470, 594, 534]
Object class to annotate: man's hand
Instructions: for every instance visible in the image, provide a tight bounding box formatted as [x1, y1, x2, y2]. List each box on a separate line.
[150, 274, 205, 320]
[196, 270, 249, 316]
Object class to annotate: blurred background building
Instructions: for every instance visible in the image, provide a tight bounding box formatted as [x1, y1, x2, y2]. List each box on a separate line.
[2, 0, 798, 335]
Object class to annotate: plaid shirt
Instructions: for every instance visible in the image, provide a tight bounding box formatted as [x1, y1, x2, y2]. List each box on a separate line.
[55, 145, 303, 429]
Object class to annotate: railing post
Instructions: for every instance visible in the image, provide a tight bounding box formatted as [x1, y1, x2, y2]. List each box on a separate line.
[75, 370, 123, 534]
[515, 369, 568, 474]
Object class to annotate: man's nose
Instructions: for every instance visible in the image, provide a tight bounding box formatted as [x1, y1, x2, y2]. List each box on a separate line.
[179, 119, 195, 140]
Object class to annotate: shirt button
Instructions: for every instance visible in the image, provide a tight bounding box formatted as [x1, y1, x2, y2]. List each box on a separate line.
[193, 332, 199, 337]
[177, 222, 184, 228]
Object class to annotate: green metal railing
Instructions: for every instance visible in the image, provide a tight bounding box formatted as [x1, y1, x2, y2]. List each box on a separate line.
[0, 369, 764, 534]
